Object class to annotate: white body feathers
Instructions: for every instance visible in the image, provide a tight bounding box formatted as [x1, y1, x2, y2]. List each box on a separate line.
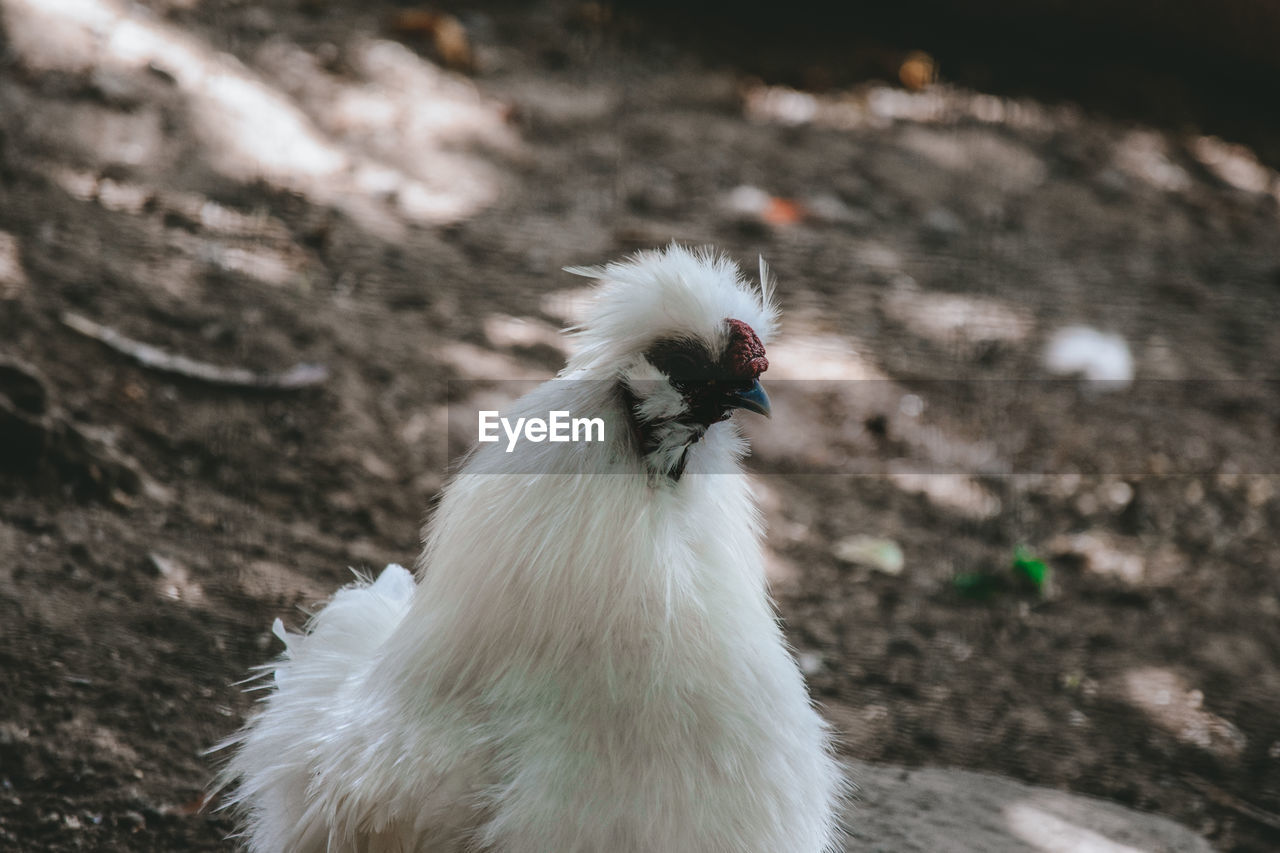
[221, 246, 845, 852]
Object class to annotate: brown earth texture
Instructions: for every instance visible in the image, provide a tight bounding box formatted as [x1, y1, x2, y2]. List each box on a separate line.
[0, 0, 1278, 850]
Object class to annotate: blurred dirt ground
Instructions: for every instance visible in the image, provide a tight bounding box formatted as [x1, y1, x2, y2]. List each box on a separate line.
[0, 0, 1278, 850]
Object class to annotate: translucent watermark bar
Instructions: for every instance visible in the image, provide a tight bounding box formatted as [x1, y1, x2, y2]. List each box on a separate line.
[443, 380, 1279, 476]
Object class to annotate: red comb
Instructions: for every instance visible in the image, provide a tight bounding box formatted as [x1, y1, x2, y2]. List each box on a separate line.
[723, 319, 768, 379]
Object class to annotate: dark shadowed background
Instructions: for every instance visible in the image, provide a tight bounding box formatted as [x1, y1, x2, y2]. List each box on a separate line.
[0, 0, 1278, 850]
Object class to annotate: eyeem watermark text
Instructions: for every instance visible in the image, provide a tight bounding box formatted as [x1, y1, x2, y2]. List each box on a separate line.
[479, 410, 606, 452]
[451, 379, 1279, 474]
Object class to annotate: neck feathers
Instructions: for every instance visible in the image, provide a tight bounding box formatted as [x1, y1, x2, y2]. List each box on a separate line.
[616, 381, 706, 482]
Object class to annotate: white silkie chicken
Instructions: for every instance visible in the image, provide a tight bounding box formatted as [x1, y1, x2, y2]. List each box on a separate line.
[219, 245, 845, 852]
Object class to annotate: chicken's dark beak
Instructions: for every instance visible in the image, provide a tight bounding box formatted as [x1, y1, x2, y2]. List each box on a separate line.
[726, 379, 771, 418]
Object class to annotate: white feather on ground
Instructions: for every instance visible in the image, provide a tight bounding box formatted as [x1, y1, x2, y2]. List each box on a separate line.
[1043, 325, 1135, 386]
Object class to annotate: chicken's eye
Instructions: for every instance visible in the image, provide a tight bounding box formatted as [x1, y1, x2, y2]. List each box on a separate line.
[663, 352, 699, 379]
[645, 338, 712, 385]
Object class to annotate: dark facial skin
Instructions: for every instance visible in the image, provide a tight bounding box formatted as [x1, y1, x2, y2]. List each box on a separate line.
[644, 337, 758, 426]
[622, 319, 772, 480]
[643, 319, 772, 427]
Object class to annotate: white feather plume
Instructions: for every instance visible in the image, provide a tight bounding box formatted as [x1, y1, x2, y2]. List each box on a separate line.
[564, 243, 779, 377]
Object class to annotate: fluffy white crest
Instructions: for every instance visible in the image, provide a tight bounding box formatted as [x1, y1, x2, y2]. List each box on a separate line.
[564, 243, 779, 376]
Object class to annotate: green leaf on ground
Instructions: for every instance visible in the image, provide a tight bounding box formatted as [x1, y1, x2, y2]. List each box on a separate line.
[953, 546, 1051, 600]
[1012, 545, 1050, 592]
